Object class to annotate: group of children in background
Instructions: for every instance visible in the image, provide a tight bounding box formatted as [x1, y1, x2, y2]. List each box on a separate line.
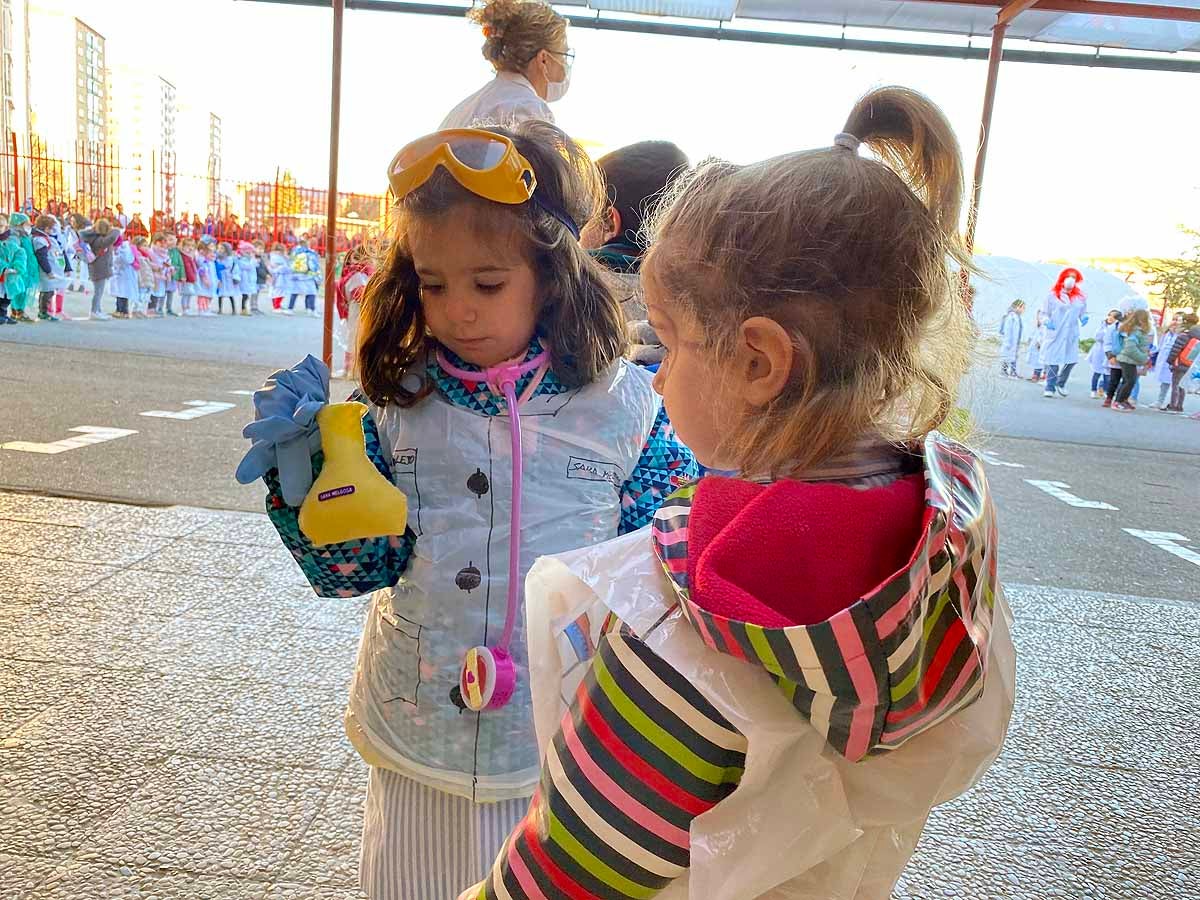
[0, 209, 326, 323]
[999, 297, 1199, 416]
[1088, 308, 1200, 413]
[0, 211, 69, 323]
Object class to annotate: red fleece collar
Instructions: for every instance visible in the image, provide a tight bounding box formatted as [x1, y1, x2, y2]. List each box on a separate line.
[687, 474, 929, 628]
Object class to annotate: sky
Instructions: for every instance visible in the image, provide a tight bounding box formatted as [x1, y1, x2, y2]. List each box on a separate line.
[60, 0, 1200, 261]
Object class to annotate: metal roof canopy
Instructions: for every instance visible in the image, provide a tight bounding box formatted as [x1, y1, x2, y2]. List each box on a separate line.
[241, 0, 1200, 367]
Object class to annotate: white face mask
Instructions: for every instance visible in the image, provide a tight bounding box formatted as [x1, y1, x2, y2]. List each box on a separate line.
[545, 55, 571, 103]
[1063, 276, 1076, 290]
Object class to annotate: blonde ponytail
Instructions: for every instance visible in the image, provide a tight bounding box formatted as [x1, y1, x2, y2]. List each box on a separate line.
[842, 86, 970, 269]
[645, 86, 977, 477]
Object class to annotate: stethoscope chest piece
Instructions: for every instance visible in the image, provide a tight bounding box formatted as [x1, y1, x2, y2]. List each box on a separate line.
[459, 645, 517, 712]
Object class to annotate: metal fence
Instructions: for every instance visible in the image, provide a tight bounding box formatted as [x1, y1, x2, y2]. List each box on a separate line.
[2, 132, 387, 250]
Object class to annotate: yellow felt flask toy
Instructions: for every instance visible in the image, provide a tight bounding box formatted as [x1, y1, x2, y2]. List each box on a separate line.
[298, 401, 409, 545]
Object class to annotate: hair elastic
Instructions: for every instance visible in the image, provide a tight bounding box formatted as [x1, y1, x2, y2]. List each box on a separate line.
[833, 132, 861, 153]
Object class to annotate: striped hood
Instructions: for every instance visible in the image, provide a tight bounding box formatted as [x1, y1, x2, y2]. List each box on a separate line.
[651, 433, 1000, 762]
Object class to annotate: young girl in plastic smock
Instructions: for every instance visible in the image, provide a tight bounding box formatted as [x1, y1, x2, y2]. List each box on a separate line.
[464, 87, 1016, 900]
[236, 121, 696, 900]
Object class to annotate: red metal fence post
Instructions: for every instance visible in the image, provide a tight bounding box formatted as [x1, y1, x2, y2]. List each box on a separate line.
[322, 0, 345, 371]
[10, 132, 19, 211]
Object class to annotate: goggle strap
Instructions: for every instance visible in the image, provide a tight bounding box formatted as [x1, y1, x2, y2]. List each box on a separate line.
[530, 193, 580, 241]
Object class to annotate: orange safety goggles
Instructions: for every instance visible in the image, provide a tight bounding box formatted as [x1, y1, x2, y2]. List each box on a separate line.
[387, 129, 578, 238]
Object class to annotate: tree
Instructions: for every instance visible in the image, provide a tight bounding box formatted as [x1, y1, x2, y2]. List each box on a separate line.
[1139, 227, 1200, 313]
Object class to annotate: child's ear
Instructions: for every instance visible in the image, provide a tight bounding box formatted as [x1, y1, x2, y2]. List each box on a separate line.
[607, 207, 622, 244]
[736, 316, 797, 407]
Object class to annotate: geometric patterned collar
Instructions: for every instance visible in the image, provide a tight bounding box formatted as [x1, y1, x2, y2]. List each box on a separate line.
[424, 335, 569, 417]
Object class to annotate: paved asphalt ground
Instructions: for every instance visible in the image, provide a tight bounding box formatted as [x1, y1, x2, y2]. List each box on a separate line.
[2, 288, 1197, 600]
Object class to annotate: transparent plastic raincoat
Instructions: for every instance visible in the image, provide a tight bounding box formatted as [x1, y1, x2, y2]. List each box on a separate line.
[472, 434, 1016, 899]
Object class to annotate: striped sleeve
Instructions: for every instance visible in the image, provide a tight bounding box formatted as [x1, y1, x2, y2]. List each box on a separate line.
[480, 628, 747, 900]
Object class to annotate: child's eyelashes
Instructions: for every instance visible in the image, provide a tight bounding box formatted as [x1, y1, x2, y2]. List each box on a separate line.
[418, 282, 505, 296]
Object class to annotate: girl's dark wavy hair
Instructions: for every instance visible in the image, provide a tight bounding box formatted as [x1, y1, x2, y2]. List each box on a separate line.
[358, 120, 627, 407]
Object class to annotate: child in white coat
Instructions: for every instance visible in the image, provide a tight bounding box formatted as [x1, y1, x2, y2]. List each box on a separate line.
[1088, 309, 1121, 398]
[196, 245, 217, 316]
[267, 242, 289, 312]
[1153, 313, 1183, 408]
[239, 121, 699, 900]
[1026, 309, 1046, 382]
[236, 241, 261, 316]
[110, 235, 139, 319]
[998, 299, 1025, 377]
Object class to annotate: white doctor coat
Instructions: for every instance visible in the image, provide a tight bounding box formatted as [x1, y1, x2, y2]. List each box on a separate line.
[440, 72, 554, 130]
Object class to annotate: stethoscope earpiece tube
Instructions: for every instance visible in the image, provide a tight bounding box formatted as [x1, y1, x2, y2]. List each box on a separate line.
[437, 348, 548, 713]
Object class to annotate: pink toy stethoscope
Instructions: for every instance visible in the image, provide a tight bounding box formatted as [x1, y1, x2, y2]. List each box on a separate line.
[436, 346, 550, 712]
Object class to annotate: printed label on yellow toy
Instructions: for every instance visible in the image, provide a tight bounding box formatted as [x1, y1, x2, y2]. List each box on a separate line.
[298, 401, 409, 546]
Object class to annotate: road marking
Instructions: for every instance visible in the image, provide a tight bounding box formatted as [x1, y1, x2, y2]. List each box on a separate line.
[979, 450, 1025, 468]
[1124, 530, 1200, 569]
[1025, 480, 1118, 510]
[1, 426, 138, 455]
[140, 400, 237, 420]
[228, 390, 255, 396]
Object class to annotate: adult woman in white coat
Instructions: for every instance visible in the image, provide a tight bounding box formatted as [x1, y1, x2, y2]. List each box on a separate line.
[440, 0, 572, 129]
[1040, 267, 1088, 398]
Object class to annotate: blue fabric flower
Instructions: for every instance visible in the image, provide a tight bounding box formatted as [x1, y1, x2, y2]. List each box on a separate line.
[235, 355, 330, 506]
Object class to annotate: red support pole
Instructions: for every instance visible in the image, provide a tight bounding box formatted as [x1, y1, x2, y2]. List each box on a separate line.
[959, 21, 1007, 312]
[964, 22, 1007, 257]
[273, 166, 281, 245]
[322, 0, 345, 371]
[11, 132, 19, 211]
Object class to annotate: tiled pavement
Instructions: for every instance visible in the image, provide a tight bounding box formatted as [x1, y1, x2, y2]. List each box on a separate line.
[1, 490, 1196, 899]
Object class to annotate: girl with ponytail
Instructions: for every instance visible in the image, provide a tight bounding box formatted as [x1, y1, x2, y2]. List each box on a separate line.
[462, 88, 1016, 900]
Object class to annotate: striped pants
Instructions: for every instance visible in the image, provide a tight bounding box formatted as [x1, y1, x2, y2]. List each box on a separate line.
[359, 767, 528, 900]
